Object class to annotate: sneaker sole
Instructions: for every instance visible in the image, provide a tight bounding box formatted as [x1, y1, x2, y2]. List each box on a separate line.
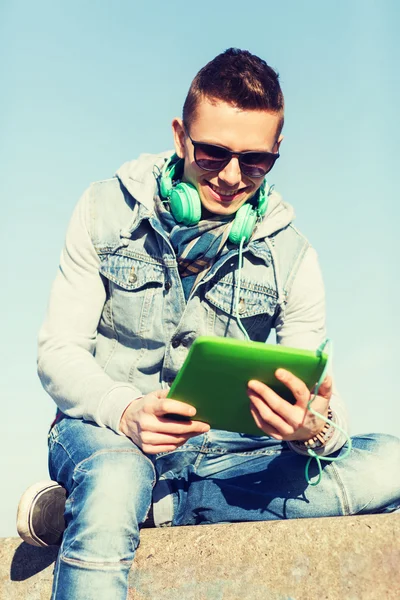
[17, 481, 66, 547]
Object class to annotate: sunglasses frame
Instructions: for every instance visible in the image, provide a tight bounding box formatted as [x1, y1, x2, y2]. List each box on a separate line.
[185, 130, 279, 178]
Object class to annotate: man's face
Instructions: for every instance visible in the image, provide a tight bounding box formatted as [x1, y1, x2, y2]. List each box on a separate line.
[172, 97, 283, 216]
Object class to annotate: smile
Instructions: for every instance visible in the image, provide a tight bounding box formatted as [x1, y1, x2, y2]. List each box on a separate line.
[207, 182, 249, 200]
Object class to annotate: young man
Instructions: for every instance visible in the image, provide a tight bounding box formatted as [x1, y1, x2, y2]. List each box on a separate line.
[18, 49, 400, 599]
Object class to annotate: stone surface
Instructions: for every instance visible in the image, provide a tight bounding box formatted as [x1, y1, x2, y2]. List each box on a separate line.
[1, 515, 399, 599]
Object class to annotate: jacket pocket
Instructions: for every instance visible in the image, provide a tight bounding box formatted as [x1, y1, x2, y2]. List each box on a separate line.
[204, 275, 278, 340]
[99, 253, 164, 293]
[99, 253, 165, 341]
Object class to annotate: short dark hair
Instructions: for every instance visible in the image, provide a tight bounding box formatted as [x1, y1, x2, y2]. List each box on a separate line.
[183, 48, 284, 130]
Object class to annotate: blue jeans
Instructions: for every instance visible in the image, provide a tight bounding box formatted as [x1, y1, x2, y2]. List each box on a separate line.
[48, 417, 400, 600]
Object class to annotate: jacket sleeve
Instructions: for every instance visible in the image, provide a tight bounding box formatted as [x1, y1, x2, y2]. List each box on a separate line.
[37, 187, 143, 433]
[274, 246, 349, 456]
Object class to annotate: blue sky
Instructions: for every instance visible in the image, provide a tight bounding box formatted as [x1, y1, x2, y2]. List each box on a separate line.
[1, 1, 399, 536]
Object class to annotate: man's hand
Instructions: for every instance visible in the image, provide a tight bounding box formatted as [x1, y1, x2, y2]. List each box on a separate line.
[247, 369, 332, 442]
[119, 389, 210, 454]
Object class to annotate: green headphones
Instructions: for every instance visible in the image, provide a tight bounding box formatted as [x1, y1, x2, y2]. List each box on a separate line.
[159, 155, 270, 244]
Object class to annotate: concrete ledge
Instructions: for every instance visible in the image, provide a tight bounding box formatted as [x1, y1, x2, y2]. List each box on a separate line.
[1, 515, 399, 599]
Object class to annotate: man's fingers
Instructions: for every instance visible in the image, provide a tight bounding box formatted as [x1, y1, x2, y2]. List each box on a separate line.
[140, 431, 190, 445]
[249, 404, 284, 440]
[274, 369, 311, 407]
[140, 430, 204, 447]
[248, 370, 311, 412]
[151, 397, 197, 418]
[145, 415, 210, 435]
[248, 390, 294, 436]
[142, 444, 183, 455]
[247, 379, 304, 429]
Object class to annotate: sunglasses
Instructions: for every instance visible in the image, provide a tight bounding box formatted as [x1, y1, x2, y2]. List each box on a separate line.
[186, 131, 279, 178]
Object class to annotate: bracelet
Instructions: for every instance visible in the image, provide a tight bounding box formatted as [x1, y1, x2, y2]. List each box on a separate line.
[300, 408, 335, 450]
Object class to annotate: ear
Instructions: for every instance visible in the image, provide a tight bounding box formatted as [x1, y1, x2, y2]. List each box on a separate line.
[275, 134, 284, 153]
[172, 118, 186, 159]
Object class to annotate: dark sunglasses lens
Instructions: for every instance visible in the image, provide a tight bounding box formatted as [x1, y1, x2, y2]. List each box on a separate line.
[194, 143, 230, 171]
[192, 139, 279, 176]
[240, 153, 278, 177]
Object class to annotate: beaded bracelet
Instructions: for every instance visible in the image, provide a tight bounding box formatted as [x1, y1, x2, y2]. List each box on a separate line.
[295, 408, 335, 450]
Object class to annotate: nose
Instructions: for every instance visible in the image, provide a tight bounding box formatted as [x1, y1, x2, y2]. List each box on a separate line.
[218, 157, 242, 187]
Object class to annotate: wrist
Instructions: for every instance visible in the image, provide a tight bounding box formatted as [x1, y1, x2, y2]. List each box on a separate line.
[119, 397, 143, 436]
[294, 407, 335, 450]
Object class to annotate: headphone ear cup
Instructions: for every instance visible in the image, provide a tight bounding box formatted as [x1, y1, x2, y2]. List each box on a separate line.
[229, 203, 257, 245]
[170, 183, 202, 226]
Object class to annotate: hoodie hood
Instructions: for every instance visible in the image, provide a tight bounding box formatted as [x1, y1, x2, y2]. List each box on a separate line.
[116, 151, 295, 240]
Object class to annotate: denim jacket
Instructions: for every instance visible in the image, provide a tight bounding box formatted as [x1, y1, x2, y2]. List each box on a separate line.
[38, 152, 348, 454]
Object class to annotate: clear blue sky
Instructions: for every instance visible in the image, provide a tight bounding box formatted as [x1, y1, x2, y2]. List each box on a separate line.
[1, 1, 399, 537]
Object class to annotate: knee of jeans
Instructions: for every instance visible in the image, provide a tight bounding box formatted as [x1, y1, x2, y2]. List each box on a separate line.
[367, 433, 400, 503]
[61, 449, 155, 564]
[338, 433, 400, 514]
[353, 432, 400, 470]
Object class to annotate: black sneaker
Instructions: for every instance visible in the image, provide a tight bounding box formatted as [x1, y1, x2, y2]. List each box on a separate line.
[17, 481, 67, 547]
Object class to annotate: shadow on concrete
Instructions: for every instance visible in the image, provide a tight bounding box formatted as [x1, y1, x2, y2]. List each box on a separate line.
[10, 542, 58, 581]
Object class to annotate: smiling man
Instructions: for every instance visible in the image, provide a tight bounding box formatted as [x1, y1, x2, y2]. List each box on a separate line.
[173, 98, 282, 214]
[17, 49, 400, 600]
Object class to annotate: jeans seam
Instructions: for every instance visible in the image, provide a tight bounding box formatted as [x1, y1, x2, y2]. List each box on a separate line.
[75, 448, 155, 475]
[51, 537, 62, 599]
[135, 471, 157, 540]
[166, 444, 202, 453]
[329, 463, 351, 515]
[200, 448, 285, 456]
[48, 425, 59, 446]
[49, 439, 79, 480]
[193, 432, 210, 471]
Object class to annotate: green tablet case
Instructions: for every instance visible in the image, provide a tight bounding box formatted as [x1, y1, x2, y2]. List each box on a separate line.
[167, 336, 328, 436]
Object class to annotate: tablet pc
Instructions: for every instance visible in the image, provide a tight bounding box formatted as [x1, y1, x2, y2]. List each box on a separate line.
[167, 336, 328, 436]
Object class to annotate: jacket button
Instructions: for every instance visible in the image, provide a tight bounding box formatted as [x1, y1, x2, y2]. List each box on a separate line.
[171, 338, 181, 348]
[165, 281, 172, 291]
[129, 273, 138, 284]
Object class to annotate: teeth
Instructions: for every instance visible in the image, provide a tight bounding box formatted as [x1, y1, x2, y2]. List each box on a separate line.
[209, 183, 241, 196]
